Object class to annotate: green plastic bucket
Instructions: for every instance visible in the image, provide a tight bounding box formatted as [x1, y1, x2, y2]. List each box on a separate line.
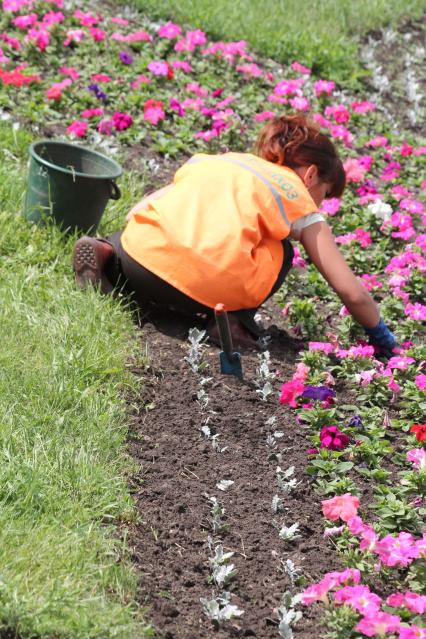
[24, 140, 123, 234]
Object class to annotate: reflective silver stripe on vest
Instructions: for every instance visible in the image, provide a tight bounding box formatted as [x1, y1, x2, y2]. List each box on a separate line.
[187, 156, 290, 227]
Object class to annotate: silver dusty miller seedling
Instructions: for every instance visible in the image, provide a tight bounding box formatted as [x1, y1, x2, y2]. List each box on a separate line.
[200, 418, 227, 453]
[206, 495, 227, 534]
[276, 466, 301, 494]
[208, 539, 237, 588]
[281, 558, 303, 589]
[185, 327, 208, 373]
[276, 591, 303, 639]
[255, 350, 276, 401]
[200, 591, 244, 625]
[278, 522, 301, 542]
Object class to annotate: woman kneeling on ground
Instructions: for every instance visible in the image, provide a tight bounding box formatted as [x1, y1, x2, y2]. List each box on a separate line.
[72, 112, 396, 356]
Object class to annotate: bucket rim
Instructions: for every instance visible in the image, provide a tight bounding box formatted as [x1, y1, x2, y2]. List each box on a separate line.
[29, 139, 123, 180]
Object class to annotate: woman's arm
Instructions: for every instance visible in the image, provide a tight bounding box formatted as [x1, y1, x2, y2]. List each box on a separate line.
[126, 183, 174, 221]
[299, 221, 380, 328]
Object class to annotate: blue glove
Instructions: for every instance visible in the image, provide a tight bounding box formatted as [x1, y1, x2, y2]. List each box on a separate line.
[364, 318, 397, 359]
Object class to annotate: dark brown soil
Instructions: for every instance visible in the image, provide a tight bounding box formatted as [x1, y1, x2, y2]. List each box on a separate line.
[127, 301, 341, 639]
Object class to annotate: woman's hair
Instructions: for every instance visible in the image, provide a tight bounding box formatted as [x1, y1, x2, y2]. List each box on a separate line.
[255, 112, 346, 198]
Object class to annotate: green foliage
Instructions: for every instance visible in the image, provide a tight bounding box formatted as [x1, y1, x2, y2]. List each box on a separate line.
[123, 0, 426, 84]
[0, 123, 148, 637]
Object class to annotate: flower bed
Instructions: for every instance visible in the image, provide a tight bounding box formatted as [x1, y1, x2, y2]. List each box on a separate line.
[0, 1, 425, 637]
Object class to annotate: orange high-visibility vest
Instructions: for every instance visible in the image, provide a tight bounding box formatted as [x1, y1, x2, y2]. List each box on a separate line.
[121, 152, 318, 310]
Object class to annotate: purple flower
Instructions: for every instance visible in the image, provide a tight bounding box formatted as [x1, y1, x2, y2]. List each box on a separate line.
[302, 385, 335, 401]
[88, 83, 107, 101]
[119, 51, 133, 65]
[348, 415, 363, 429]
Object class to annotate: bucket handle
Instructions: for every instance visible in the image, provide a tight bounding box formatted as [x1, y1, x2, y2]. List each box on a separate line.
[108, 179, 121, 200]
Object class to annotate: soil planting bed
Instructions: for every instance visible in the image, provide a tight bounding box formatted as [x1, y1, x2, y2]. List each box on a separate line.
[128, 302, 341, 639]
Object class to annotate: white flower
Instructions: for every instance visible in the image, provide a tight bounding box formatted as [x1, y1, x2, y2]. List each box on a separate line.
[367, 200, 393, 221]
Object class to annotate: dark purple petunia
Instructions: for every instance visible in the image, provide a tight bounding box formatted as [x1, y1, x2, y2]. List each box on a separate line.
[119, 51, 133, 65]
[348, 415, 363, 429]
[88, 83, 107, 101]
[301, 385, 336, 401]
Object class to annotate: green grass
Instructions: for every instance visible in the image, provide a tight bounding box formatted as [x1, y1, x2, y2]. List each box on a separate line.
[0, 123, 151, 638]
[126, 0, 426, 84]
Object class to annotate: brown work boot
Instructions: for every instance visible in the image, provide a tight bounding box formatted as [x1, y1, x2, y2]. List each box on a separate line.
[207, 315, 258, 350]
[72, 236, 115, 294]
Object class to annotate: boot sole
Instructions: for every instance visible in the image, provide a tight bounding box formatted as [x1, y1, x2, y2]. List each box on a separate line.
[73, 238, 113, 294]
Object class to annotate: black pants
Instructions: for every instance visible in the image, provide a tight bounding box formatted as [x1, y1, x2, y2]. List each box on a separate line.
[105, 232, 294, 336]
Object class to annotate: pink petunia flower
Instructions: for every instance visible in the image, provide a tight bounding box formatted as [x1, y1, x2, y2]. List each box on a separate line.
[398, 625, 426, 639]
[406, 448, 426, 471]
[322, 493, 359, 522]
[320, 197, 341, 215]
[313, 79, 335, 96]
[111, 112, 133, 131]
[143, 99, 165, 125]
[279, 379, 304, 407]
[97, 119, 113, 135]
[351, 100, 376, 113]
[308, 341, 334, 354]
[291, 61, 311, 74]
[415, 374, 426, 390]
[254, 110, 275, 122]
[67, 120, 88, 138]
[356, 612, 401, 637]
[158, 21, 182, 38]
[325, 104, 350, 124]
[404, 303, 426, 321]
[334, 585, 381, 615]
[375, 532, 420, 567]
[343, 158, 368, 182]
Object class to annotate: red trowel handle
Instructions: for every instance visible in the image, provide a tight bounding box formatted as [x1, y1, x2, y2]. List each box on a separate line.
[214, 303, 234, 356]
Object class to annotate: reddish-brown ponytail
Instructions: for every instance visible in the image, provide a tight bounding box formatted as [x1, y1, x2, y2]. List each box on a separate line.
[255, 113, 346, 198]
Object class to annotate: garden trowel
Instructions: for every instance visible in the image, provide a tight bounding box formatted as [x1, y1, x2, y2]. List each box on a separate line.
[214, 303, 243, 378]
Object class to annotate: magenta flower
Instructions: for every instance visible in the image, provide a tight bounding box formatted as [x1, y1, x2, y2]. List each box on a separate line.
[279, 379, 304, 408]
[158, 21, 182, 38]
[320, 426, 350, 450]
[67, 120, 88, 138]
[351, 100, 376, 113]
[308, 341, 334, 354]
[12, 14, 38, 29]
[415, 374, 426, 390]
[320, 197, 341, 215]
[289, 96, 310, 111]
[254, 111, 275, 122]
[356, 611, 401, 637]
[112, 112, 133, 131]
[325, 104, 350, 124]
[313, 79, 335, 96]
[169, 97, 185, 117]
